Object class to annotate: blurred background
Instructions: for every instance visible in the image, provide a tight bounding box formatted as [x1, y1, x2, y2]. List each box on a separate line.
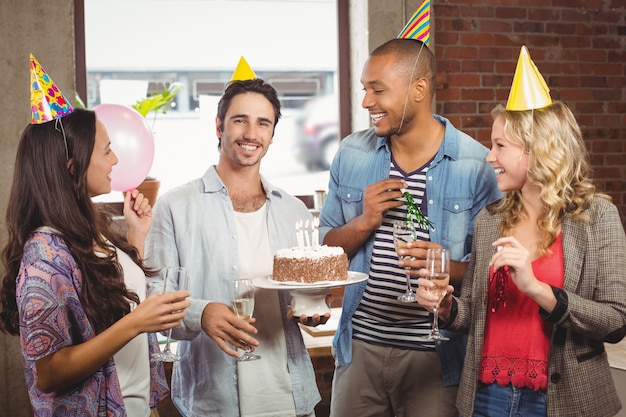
[86, 0, 340, 201]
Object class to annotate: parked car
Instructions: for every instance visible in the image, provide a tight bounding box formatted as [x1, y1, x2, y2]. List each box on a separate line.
[294, 94, 340, 171]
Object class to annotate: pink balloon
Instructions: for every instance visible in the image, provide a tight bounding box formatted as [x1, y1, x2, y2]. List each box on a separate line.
[94, 104, 155, 192]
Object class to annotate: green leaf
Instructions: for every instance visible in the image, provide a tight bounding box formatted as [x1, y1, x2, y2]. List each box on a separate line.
[131, 82, 184, 117]
[74, 92, 87, 109]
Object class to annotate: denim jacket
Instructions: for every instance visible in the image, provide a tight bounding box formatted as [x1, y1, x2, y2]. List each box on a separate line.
[145, 166, 320, 416]
[319, 115, 501, 386]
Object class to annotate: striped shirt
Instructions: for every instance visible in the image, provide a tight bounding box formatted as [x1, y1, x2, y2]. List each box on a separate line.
[352, 156, 435, 350]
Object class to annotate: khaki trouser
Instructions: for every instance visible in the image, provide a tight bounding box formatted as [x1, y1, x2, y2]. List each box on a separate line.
[330, 339, 459, 417]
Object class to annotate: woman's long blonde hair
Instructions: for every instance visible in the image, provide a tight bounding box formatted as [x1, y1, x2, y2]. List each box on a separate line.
[491, 101, 609, 255]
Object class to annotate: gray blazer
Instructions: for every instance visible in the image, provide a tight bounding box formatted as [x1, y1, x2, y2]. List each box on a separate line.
[447, 197, 626, 417]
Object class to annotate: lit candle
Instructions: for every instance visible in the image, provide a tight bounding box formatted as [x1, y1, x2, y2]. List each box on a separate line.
[312, 216, 319, 247]
[303, 218, 311, 248]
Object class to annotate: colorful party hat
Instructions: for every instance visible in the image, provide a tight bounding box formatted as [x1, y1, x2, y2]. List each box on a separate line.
[506, 46, 552, 111]
[397, 0, 431, 47]
[30, 54, 74, 124]
[230, 56, 257, 82]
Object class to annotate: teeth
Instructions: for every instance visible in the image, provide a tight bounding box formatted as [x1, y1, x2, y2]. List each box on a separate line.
[495, 168, 504, 174]
[371, 113, 385, 122]
[241, 144, 256, 151]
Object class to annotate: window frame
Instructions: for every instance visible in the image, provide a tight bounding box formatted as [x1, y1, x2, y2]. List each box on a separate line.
[73, 0, 351, 139]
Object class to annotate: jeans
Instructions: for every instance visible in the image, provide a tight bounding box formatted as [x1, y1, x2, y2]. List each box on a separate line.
[469, 382, 547, 417]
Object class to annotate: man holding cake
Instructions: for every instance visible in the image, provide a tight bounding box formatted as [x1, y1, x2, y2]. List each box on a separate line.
[145, 59, 322, 416]
[319, 38, 501, 416]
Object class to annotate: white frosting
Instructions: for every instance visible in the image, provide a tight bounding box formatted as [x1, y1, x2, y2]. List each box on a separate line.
[275, 245, 344, 259]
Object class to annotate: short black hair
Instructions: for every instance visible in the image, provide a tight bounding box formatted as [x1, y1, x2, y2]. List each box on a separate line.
[371, 38, 437, 99]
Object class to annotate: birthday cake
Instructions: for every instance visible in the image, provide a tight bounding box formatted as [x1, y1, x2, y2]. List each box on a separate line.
[272, 245, 349, 283]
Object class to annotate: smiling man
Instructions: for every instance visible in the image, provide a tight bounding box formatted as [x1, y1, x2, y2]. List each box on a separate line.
[318, 38, 501, 417]
[145, 78, 322, 417]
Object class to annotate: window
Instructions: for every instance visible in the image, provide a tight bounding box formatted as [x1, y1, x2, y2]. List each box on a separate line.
[83, 0, 339, 202]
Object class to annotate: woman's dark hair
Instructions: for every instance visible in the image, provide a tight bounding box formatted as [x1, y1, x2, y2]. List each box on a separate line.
[0, 108, 151, 335]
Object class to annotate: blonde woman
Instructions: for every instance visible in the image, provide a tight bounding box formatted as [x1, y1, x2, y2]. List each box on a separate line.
[417, 100, 626, 416]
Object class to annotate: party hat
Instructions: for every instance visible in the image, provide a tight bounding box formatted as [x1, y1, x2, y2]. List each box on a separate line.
[230, 56, 257, 82]
[506, 46, 552, 111]
[397, 0, 431, 47]
[30, 54, 74, 124]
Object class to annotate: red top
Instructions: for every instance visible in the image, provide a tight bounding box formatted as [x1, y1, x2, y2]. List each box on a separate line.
[480, 233, 564, 391]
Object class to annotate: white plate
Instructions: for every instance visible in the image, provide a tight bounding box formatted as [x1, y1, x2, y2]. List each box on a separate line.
[252, 271, 368, 290]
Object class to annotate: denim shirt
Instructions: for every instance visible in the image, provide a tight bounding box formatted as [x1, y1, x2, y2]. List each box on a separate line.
[319, 115, 501, 386]
[145, 166, 320, 417]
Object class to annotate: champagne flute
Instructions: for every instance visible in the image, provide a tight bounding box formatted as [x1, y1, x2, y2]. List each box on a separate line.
[152, 266, 187, 362]
[393, 222, 417, 303]
[425, 248, 450, 341]
[232, 279, 261, 361]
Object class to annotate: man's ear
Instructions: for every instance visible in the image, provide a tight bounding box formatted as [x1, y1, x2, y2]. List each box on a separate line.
[413, 77, 429, 103]
[66, 158, 75, 176]
[215, 116, 223, 137]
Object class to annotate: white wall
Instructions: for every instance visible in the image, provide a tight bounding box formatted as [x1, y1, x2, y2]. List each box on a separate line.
[85, 0, 337, 72]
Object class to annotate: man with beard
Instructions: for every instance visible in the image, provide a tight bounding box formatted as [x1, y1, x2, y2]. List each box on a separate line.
[145, 77, 322, 417]
[319, 38, 501, 417]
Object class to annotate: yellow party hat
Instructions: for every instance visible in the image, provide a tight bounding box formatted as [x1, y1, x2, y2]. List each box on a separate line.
[230, 56, 257, 82]
[30, 53, 74, 124]
[506, 46, 552, 111]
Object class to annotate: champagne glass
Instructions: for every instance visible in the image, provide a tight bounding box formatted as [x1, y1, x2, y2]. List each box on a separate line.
[152, 266, 187, 362]
[393, 222, 417, 303]
[425, 248, 450, 341]
[232, 279, 261, 361]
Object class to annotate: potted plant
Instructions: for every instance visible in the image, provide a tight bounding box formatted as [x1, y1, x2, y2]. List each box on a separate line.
[131, 82, 184, 203]
[132, 82, 184, 124]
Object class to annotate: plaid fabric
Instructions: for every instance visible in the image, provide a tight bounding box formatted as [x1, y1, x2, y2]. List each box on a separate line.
[449, 197, 626, 417]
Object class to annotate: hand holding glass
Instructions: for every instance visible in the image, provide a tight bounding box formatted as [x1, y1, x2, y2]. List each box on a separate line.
[232, 279, 261, 361]
[425, 248, 450, 341]
[394, 222, 417, 303]
[152, 266, 187, 362]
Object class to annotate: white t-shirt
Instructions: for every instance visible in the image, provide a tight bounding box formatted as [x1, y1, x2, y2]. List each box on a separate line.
[111, 245, 151, 417]
[38, 226, 151, 415]
[234, 204, 297, 417]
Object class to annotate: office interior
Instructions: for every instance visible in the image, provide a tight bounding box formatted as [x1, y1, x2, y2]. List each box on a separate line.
[1, 1, 625, 416]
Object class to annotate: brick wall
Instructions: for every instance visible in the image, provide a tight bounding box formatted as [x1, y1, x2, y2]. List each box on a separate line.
[312, 3, 625, 414]
[311, 353, 335, 417]
[432, 0, 626, 223]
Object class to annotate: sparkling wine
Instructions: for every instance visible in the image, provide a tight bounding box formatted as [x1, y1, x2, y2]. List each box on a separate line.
[232, 297, 254, 321]
[395, 236, 416, 262]
[426, 248, 451, 341]
[393, 222, 418, 303]
[429, 273, 450, 300]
